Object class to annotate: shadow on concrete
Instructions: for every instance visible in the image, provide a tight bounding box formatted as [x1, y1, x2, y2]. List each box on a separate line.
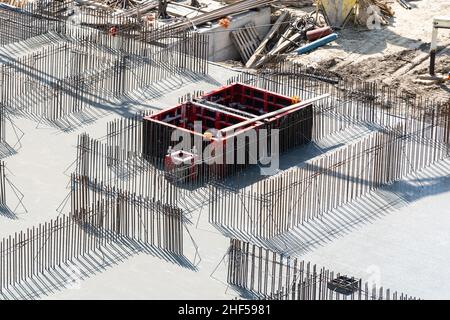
[0, 47, 218, 133]
[0, 142, 17, 159]
[218, 121, 375, 190]
[0, 232, 196, 300]
[215, 158, 450, 256]
[0, 203, 17, 220]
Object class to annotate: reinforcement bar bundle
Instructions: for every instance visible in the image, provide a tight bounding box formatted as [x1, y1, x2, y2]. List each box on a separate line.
[0, 173, 184, 292]
[76, 133, 180, 204]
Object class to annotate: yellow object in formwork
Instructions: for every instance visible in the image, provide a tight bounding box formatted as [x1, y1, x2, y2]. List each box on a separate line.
[318, 0, 357, 28]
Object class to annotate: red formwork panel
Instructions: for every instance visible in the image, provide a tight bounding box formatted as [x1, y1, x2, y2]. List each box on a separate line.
[201, 82, 299, 119]
[143, 100, 261, 139]
[143, 101, 263, 181]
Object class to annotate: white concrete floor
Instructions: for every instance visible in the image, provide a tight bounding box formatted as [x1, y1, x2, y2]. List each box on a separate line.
[0, 37, 243, 299]
[0, 28, 449, 299]
[41, 135, 450, 300]
[296, 160, 450, 300]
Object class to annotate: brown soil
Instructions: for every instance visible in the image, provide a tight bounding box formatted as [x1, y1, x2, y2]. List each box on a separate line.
[324, 48, 450, 102]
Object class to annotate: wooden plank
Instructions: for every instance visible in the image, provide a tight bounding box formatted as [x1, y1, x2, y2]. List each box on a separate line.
[246, 11, 289, 68]
[231, 23, 261, 63]
[254, 31, 303, 68]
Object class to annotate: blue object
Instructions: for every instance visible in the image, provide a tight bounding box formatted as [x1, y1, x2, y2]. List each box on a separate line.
[0, 3, 28, 14]
[295, 33, 339, 55]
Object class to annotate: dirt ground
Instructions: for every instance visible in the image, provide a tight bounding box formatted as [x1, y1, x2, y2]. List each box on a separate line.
[323, 46, 450, 102]
[285, 0, 450, 102]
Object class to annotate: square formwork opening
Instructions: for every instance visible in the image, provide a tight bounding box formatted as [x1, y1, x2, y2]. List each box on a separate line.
[142, 101, 261, 161]
[145, 101, 250, 134]
[142, 83, 314, 181]
[201, 83, 296, 117]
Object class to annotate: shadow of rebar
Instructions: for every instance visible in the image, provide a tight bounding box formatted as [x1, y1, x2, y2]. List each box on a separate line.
[209, 154, 450, 257]
[0, 203, 17, 220]
[0, 142, 17, 159]
[0, 229, 196, 300]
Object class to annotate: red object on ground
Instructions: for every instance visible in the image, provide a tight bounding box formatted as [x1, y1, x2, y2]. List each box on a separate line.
[164, 150, 199, 181]
[306, 26, 333, 42]
[219, 18, 231, 29]
[109, 26, 119, 37]
[143, 83, 313, 181]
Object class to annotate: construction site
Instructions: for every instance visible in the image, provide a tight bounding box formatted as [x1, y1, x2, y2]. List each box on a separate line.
[0, 0, 449, 301]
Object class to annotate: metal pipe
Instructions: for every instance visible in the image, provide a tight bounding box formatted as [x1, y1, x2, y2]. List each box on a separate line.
[193, 101, 254, 121]
[166, 0, 277, 33]
[429, 16, 450, 75]
[220, 94, 330, 134]
[296, 33, 338, 55]
[430, 25, 438, 75]
[196, 99, 259, 119]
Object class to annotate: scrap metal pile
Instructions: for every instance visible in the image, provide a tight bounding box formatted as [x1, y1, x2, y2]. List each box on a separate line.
[230, 10, 336, 68]
[105, 0, 137, 9]
[245, 11, 332, 68]
[0, 0, 29, 6]
[163, 0, 278, 33]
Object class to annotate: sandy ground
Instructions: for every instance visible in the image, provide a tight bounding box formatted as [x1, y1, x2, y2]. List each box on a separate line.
[219, 1, 450, 101]
[324, 47, 450, 101]
[287, 0, 450, 101]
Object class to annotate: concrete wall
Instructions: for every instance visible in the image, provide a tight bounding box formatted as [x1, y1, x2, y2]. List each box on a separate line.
[199, 7, 271, 62]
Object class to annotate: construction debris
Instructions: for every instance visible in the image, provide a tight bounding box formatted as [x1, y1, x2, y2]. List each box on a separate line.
[115, 0, 158, 17]
[231, 22, 262, 63]
[319, 0, 357, 28]
[0, 0, 29, 7]
[397, 0, 411, 10]
[245, 11, 291, 68]
[158, 0, 169, 19]
[163, 0, 277, 33]
[306, 25, 333, 41]
[357, 0, 395, 26]
[105, 0, 137, 9]
[312, 0, 396, 28]
[244, 11, 333, 68]
[278, 0, 314, 7]
[367, 0, 396, 17]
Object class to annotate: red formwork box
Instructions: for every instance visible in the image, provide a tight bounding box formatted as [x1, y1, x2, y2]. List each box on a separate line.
[201, 82, 297, 119]
[142, 83, 312, 182]
[143, 101, 258, 181]
[144, 101, 251, 138]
